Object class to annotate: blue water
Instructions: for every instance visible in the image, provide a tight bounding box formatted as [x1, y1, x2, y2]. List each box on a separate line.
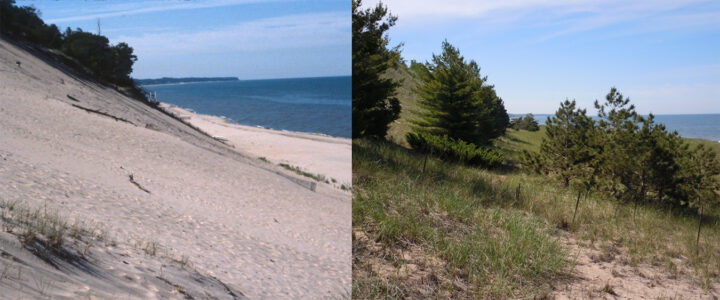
[144, 76, 351, 138]
[511, 114, 720, 142]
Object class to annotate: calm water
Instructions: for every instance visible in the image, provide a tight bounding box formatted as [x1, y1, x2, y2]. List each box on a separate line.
[511, 114, 720, 142]
[144, 76, 351, 138]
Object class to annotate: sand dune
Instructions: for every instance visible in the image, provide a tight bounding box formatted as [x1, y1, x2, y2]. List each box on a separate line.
[0, 37, 350, 298]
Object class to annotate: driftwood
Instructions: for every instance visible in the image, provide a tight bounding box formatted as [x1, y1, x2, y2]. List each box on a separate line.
[66, 94, 79, 102]
[71, 104, 135, 125]
[128, 174, 151, 194]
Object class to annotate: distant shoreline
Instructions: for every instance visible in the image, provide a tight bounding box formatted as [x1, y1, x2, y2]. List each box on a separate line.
[139, 80, 237, 87]
[134, 77, 239, 86]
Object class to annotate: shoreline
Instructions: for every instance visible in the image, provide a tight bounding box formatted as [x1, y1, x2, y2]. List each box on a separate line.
[160, 103, 352, 186]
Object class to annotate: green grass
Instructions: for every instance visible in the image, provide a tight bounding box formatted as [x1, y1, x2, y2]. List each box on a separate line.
[494, 126, 546, 162]
[278, 163, 330, 183]
[686, 138, 720, 154]
[353, 139, 567, 298]
[353, 134, 720, 297]
[385, 63, 421, 145]
[362, 62, 720, 297]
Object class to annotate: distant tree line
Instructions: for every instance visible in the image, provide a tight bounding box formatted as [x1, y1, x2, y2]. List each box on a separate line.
[510, 114, 539, 131]
[524, 89, 720, 214]
[1, 0, 145, 98]
[134, 77, 240, 85]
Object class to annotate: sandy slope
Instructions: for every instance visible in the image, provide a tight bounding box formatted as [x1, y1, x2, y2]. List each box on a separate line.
[0, 38, 350, 298]
[552, 233, 720, 299]
[160, 104, 352, 186]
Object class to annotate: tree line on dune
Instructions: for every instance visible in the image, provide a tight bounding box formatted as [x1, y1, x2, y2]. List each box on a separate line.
[352, 0, 509, 167]
[525, 91, 720, 215]
[0, 0, 148, 102]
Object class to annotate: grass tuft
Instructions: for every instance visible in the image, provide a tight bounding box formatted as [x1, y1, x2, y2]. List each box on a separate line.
[278, 163, 330, 183]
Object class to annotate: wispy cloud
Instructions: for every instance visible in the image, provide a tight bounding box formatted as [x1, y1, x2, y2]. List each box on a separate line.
[114, 12, 349, 55]
[45, 0, 277, 23]
[364, 0, 718, 40]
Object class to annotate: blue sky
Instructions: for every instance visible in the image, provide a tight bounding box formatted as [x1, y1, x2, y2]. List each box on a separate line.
[19, 0, 350, 80]
[364, 0, 720, 114]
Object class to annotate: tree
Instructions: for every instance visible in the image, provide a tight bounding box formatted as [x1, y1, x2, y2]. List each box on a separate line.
[593, 88, 640, 201]
[680, 144, 720, 253]
[538, 99, 594, 187]
[110, 42, 137, 85]
[411, 40, 508, 146]
[352, 0, 401, 138]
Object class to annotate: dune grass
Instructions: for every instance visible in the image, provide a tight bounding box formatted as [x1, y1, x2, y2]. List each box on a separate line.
[357, 62, 720, 297]
[278, 163, 330, 183]
[494, 126, 546, 162]
[385, 64, 421, 145]
[353, 134, 720, 298]
[353, 139, 567, 298]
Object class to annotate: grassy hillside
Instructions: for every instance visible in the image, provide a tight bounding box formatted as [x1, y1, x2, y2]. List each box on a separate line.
[353, 136, 720, 298]
[353, 139, 567, 298]
[385, 63, 421, 145]
[354, 65, 720, 298]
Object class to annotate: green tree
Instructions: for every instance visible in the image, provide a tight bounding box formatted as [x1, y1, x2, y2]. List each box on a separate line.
[511, 113, 540, 131]
[110, 42, 137, 85]
[538, 99, 594, 186]
[680, 144, 720, 252]
[411, 41, 508, 146]
[593, 88, 641, 201]
[351, 0, 401, 138]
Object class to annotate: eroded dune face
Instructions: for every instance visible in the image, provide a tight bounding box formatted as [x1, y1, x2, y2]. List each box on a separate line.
[0, 38, 351, 299]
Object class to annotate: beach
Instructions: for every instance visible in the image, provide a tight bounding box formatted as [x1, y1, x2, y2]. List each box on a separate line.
[160, 103, 352, 186]
[0, 37, 350, 299]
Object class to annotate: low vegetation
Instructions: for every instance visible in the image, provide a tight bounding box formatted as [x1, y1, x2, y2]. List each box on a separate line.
[406, 131, 504, 168]
[353, 139, 567, 298]
[0, 199, 108, 249]
[278, 163, 330, 183]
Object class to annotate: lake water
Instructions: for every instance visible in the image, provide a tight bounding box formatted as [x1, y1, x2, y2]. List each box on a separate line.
[143, 76, 351, 138]
[511, 114, 720, 142]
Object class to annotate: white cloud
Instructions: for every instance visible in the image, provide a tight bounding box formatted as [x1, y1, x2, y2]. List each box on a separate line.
[362, 0, 717, 39]
[45, 0, 278, 23]
[113, 12, 349, 55]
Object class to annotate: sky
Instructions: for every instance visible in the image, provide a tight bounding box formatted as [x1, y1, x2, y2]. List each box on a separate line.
[363, 0, 720, 114]
[19, 0, 350, 80]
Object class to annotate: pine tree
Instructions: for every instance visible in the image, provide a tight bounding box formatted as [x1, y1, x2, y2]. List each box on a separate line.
[680, 144, 720, 253]
[352, 0, 402, 138]
[411, 41, 508, 146]
[593, 87, 640, 201]
[539, 99, 594, 187]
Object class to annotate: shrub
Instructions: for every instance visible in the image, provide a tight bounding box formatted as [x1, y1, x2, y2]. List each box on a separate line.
[406, 132, 504, 168]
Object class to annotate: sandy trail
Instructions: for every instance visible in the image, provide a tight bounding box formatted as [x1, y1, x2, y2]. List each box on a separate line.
[160, 103, 352, 186]
[552, 232, 719, 299]
[0, 38, 350, 298]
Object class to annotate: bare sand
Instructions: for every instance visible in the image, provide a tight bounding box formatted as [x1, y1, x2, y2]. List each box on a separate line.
[552, 233, 720, 299]
[0, 37, 350, 298]
[160, 104, 352, 187]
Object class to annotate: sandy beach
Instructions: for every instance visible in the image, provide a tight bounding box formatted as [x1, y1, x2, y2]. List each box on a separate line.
[160, 103, 352, 186]
[0, 37, 350, 299]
